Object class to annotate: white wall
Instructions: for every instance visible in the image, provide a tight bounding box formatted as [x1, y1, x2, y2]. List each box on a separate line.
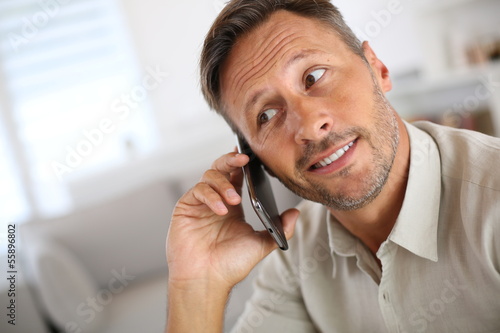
[117, 0, 424, 155]
[335, 1, 423, 75]
[66, 0, 426, 205]
[119, 0, 233, 154]
[68, 0, 237, 205]
[71, 0, 498, 206]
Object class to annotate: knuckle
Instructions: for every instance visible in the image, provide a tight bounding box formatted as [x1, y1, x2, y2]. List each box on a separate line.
[191, 181, 210, 196]
[202, 168, 218, 179]
[205, 169, 218, 177]
[203, 169, 229, 183]
[197, 181, 212, 191]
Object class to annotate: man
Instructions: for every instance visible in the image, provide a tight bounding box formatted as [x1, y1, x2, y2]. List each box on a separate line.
[166, 1, 500, 332]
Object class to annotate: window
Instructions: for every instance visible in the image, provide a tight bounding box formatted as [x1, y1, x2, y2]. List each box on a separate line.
[0, 0, 159, 222]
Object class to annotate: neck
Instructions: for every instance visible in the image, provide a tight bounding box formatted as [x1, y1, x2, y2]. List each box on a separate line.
[328, 117, 410, 255]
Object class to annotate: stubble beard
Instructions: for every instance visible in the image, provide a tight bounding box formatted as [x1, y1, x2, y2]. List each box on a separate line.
[275, 85, 400, 211]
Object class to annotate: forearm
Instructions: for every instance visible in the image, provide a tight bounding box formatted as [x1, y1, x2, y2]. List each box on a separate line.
[166, 279, 231, 333]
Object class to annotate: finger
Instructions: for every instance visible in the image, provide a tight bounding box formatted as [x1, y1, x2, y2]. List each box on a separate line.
[229, 164, 245, 192]
[185, 182, 229, 216]
[211, 152, 249, 175]
[209, 152, 249, 191]
[201, 169, 242, 205]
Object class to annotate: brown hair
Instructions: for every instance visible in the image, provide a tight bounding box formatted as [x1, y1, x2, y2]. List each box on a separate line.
[200, 0, 364, 130]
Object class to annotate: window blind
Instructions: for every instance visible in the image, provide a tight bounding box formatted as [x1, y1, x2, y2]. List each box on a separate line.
[0, 0, 158, 221]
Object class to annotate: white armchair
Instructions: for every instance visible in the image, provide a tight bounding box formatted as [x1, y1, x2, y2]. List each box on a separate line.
[16, 173, 300, 333]
[19, 180, 176, 333]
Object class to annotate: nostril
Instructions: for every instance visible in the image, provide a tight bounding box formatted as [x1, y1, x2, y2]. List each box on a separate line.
[300, 138, 311, 145]
[294, 116, 332, 145]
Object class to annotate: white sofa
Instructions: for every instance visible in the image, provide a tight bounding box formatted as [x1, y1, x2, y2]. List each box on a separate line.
[16, 174, 300, 333]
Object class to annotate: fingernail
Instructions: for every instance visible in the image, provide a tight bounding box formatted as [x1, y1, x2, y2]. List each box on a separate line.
[227, 189, 239, 199]
[216, 201, 227, 212]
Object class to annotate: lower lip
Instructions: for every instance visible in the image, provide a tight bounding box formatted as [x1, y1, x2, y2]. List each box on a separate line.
[307, 140, 357, 175]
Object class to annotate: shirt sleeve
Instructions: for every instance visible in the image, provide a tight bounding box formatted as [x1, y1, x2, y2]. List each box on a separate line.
[229, 250, 318, 333]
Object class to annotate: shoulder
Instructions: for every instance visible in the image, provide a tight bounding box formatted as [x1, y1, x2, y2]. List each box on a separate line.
[412, 122, 500, 271]
[412, 121, 500, 190]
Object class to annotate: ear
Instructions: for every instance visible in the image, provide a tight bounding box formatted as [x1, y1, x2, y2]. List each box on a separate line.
[362, 41, 392, 93]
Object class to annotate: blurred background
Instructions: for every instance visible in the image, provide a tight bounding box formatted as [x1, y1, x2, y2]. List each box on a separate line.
[0, 0, 499, 332]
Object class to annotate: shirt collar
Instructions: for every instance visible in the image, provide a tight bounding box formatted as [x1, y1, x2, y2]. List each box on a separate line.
[326, 121, 441, 265]
[387, 121, 441, 262]
[325, 212, 356, 278]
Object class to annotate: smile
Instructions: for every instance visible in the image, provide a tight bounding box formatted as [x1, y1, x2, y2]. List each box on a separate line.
[312, 140, 356, 169]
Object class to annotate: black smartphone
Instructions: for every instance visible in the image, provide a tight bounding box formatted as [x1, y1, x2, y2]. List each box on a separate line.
[236, 135, 288, 250]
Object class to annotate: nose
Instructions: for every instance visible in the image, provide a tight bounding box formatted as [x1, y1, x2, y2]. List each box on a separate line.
[291, 100, 333, 145]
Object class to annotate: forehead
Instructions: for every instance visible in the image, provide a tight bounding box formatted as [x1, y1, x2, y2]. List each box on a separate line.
[224, 10, 341, 66]
[219, 11, 348, 121]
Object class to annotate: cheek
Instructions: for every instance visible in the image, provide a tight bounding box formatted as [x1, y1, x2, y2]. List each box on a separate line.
[333, 84, 378, 123]
[259, 145, 296, 177]
[332, 68, 376, 110]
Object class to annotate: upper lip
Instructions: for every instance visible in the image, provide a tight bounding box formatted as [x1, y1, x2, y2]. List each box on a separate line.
[307, 138, 356, 170]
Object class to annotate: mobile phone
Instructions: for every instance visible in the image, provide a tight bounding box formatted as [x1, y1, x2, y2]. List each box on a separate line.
[236, 135, 288, 250]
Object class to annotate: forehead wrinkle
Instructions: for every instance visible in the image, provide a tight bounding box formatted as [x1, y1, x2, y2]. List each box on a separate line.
[233, 35, 306, 114]
[239, 49, 297, 115]
[248, 45, 319, 86]
[230, 17, 302, 80]
[232, 31, 301, 100]
[229, 14, 337, 98]
[230, 27, 294, 89]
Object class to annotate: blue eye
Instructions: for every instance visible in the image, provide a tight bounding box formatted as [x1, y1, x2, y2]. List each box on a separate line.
[305, 69, 326, 89]
[258, 108, 278, 124]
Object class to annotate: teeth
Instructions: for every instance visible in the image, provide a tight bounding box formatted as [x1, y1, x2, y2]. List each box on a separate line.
[313, 141, 354, 169]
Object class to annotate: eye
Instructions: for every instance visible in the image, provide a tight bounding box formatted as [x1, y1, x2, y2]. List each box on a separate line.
[258, 108, 278, 124]
[305, 69, 326, 89]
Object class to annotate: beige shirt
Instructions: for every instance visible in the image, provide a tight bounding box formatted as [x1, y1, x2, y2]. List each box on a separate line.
[231, 121, 500, 333]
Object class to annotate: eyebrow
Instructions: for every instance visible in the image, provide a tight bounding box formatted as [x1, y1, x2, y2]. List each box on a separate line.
[243, 49, 322, 115]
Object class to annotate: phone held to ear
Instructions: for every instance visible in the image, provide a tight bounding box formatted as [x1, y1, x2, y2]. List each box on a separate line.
[236, 135, 288, 251]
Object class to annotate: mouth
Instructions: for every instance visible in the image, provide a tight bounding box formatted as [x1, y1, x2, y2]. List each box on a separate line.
[309, 139, 357, 171]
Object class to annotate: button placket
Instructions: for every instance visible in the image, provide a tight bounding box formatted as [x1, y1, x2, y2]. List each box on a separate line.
[377, 242, 400, 333]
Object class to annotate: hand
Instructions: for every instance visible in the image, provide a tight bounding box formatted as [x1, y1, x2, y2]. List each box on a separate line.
[166, 151, 299, 291]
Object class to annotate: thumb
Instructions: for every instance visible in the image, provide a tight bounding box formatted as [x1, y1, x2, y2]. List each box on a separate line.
[257, 208, 300, 255]
[281, 208, 300, 241]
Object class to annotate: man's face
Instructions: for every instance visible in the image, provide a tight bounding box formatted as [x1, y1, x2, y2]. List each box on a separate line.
[220, 11, 400, 211]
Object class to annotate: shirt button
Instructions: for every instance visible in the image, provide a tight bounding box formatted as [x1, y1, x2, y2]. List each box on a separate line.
[383, 292, 390, 303]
